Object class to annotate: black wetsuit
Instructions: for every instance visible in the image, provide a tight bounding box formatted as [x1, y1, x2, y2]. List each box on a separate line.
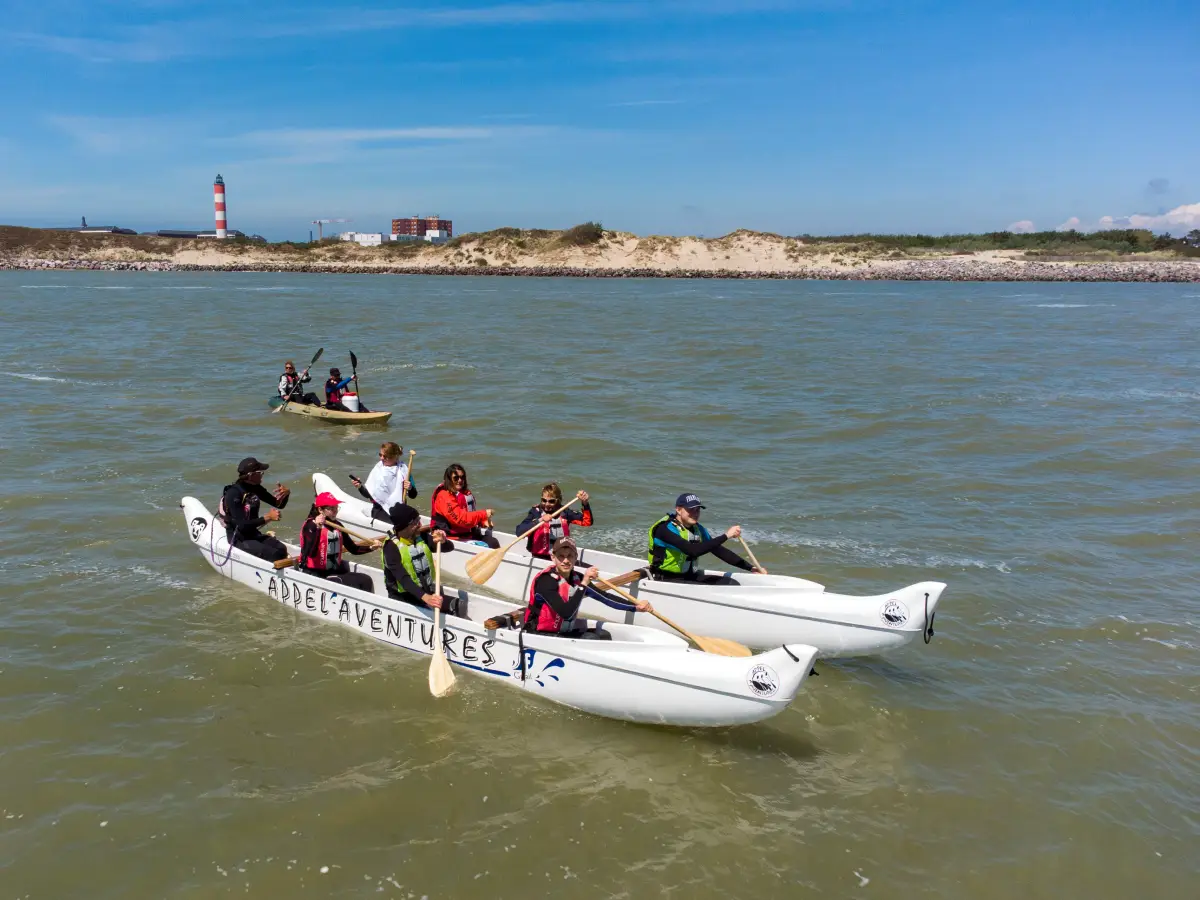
[221, 481, 290, 561]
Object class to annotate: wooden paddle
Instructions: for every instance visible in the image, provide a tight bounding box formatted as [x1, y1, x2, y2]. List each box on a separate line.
[738, 536, 766, 573]
[428, 542, 456, 697]
[593, 577, 753, 658]
[274, 347, 323, 413]
[464, 496, 580, 585]
[481, 569, 644, 629]
[272, 518, 383, 569]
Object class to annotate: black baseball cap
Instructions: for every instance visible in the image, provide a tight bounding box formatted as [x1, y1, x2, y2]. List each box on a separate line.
[389, 503, 420, 531]
[238, 457, 269, 476]
[675, 493, 705, 510]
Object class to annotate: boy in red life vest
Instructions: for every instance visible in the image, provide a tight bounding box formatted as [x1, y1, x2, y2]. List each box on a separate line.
[524, 538, 649, 640]
[299, 492, 379, 593]
[430, 463, 500, 549]
[323, 367, 370, 412]
[516, 482, 593, 559]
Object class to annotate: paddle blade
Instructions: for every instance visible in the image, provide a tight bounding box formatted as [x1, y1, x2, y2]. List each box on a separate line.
[692, 635, 753, 658]
[428, 610, 457, 697]
[311, 347, 324, 365]
[350, 350, 358, 369]
[465, 547, 504, 585]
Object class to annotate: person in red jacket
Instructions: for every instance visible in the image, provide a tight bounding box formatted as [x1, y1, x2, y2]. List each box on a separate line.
[516, 482, 593, 559]
[430, 463, 499, 548]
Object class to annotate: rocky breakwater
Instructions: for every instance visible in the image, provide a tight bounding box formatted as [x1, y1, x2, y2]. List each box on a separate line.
[4, 256, 1199, 282]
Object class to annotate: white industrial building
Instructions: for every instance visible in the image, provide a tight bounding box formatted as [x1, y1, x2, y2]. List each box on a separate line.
[338, 232, 386, 247]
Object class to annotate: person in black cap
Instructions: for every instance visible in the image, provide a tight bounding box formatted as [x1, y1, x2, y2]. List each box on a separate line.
[646, 492, 766, 583]
[323, 367, 367, 412]
[380, 503, 460, 614]
[218, 458, 291, 562]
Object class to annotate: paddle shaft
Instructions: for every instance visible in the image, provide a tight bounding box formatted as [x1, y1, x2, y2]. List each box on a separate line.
[593, 576, 750, 656]
[276, 347, 323, 413]
[738, 536, 763, 571]
[503, 497, 580, 553]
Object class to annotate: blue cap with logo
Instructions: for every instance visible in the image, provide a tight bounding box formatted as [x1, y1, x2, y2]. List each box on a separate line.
[675, 493, 705, 510]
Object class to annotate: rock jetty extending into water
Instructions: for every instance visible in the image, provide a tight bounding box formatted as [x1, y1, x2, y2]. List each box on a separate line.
[4, 256, 1200, 281]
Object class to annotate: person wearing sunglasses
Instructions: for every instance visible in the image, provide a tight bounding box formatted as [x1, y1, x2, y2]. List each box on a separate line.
[516, 482, 593, 559]
[277, 359, 319, 406]
[430, 463, 499, 548]
[647, 492, 767, 583]
[351, 441, 417, 521]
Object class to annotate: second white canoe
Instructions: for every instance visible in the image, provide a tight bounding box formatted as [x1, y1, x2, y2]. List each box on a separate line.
[313, 473, 947, 658]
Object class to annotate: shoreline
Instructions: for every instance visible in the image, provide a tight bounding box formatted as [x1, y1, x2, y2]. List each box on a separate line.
[4, 257, 1200, 282]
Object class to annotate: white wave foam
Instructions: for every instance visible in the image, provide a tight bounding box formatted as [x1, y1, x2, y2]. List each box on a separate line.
[20, 284, 70, 289]
[1034, 303, 1091, 308]
[88, 286, 132, 290]
[129, 565, 191, 590]
[4, 371, 70, 383]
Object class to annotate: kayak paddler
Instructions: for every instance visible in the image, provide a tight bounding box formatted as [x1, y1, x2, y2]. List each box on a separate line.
[350, 441, 417, 522]
[299, 492, 380, 593]
[219, 457, 291, 562]
[647, 492, 767, 583]
[278, 359, 320, 406]
[515, 483, 593, 559]
[381, 503, 460, 615]
[524, 538, 649, 640]
[324, 366, 369, 412]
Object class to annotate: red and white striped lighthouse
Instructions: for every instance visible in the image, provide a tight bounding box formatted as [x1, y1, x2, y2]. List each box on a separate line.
[213, 174, 228, 238]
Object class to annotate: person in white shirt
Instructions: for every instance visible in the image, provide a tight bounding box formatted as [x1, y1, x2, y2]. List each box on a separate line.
[350, 441, 417, 521]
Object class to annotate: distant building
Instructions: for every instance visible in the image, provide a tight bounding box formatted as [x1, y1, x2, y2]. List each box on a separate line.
[144, 229, 250, 239]
[49, 217, 136, 235]
[338, 231, 386, 247]
[392, 214, 453, 240]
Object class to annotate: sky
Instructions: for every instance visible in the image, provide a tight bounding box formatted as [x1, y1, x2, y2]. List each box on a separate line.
[1, 0, 1198, 241]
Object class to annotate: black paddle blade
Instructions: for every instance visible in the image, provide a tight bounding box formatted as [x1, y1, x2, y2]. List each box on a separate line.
[311, 347, 324, 365]
[350, 350, 358, 370]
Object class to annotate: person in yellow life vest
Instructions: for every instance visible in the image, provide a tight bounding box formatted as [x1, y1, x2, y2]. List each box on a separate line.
[381, 503, 462, 616]
[299, 492, 379, 593]
[648, 492, 768, 584]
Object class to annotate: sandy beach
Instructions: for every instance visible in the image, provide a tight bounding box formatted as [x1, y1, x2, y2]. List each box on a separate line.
[4, 227, 1199, 281]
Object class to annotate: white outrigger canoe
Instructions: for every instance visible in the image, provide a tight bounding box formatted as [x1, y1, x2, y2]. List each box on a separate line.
[313, 473, 946, 658]
[180, 497, 818, 727]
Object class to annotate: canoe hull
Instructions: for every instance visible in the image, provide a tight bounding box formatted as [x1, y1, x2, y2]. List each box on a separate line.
[180, 497, 816, 727]
[268, 397, 391, 425]
[312, 473, 945, 658]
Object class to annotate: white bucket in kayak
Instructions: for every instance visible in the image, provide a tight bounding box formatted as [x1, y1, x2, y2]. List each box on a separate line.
[342, 392, 360, 412]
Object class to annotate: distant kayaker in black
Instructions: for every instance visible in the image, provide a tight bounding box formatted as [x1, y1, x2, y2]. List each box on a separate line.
[647, 492, 766, 583]
[324, 367, 369, 412]
[220, 457, 291, 562]
[278, 359, 320, 406]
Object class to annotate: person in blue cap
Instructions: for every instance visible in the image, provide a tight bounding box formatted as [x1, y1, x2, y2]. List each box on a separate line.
[647, 493, 767, 583]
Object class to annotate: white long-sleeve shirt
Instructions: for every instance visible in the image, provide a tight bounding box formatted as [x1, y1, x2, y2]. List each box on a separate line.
[364, 460, 411, 511]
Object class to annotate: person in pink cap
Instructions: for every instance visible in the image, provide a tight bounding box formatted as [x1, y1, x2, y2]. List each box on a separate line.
[299, 492, 380, 592]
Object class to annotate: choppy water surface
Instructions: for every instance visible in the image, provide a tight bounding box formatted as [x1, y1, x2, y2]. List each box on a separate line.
[1, 272, 1196, 898]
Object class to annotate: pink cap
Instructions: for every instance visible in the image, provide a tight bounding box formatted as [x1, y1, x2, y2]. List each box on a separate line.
[314, 492, 342, 508]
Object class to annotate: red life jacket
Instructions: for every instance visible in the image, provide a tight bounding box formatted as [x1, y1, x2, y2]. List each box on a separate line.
[524, 565, 579, 633]
[529, 513, 570, 557]
[302, 522, 343, 571]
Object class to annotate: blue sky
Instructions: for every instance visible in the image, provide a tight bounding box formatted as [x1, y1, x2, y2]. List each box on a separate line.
[2, 0, 1198, 240]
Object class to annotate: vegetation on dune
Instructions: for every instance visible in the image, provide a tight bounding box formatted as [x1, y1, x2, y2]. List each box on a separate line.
[791, 228, 1200, 258]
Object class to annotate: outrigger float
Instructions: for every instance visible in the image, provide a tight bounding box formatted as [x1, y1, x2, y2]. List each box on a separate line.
[181, 497, 818, 727]
[312, 473, 946, 658]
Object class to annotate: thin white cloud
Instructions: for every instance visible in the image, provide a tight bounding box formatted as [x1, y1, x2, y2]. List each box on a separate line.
[1056, 216, 1081, 231]
[1098, 202, 1200, 234]
[608, 99, 684, 107]
[1007, 220, 1035, 233]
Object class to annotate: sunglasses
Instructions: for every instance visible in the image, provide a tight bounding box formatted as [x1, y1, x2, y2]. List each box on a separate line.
[451, 474, 465, 481]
